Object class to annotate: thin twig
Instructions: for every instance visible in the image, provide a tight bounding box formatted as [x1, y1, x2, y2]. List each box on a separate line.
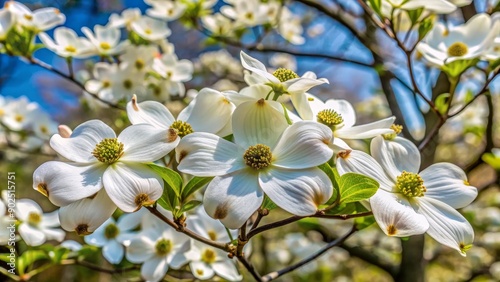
[237, 256, 263, 282]
[261, 225, 358, 282]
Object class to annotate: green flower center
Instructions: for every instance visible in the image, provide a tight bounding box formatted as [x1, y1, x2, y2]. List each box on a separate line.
[272, 68, 299, 82]
[104, 223, 119, 239]
[382, 124, 403, 140]
[447, 42, 468, 57]
[170, 120, 194, 138]
[123, 79, 133, 90]
[201, 248, 217, 264]
[92, 138, 124, 164]
[155, 239, 172, 256]
[316, 109, 344, 129]
[135, 60, 145, 70]
[396, 171, 426, 198]
[27, 212, 41, 226]
[244, 144, 272, 170]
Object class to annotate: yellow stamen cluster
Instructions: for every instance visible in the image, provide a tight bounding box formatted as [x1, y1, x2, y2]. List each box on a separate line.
[243, 144, 272, 170]
[104, 223, 119, 239]
[272, 68, 299, 82]
[27, 212, 41, 226]
[170, 120, 194, 138]
[65, 45, 77, 53]
[92, 138, 124, 164]
[123, 79, 133, 90]
[316, 109, 344, 129]
[396, 171, 426, 198]
[207, 230, 217, 241]
[100, 42, 111, 50]
[201, 249, 217, 264]
[383, 124, 403, 140]
[447, 42, 468, 57]
[155, 239, 172, 256]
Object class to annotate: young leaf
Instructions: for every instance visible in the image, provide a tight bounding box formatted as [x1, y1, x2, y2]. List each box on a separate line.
[157, 180, 180, 212]
[338, 173, 379, 204]
[181, 200, 202, 213]
[148, 164, 182, 197]
[318, 163, 340, 205]
[181, 176, 213, 201]
[261, 195, 277, 211]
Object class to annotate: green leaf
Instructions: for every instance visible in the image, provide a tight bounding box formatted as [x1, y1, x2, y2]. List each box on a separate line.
[418, 17, 434, 41]
[434, 93, 450, 115]
[148, 164, 182, 197]
[442, 58, 479, 78]
[261, 195, 277, 211]
[482, 152, 500, 170]
[181, 200, 202, 213]
[338, 173, 379, 204]
[368, 0, 382, 16]
[18, 250, 49, 275]
[355, 215, 376, 230]
[157, 180, 179, 212]
[407, 8, 424, 24]
[318, 163, 340, 205]
[181, 176, 213, 201]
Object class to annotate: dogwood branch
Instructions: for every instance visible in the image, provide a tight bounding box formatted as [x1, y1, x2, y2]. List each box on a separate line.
[28, 57, 125, 110]
[260, 225, 358, 282]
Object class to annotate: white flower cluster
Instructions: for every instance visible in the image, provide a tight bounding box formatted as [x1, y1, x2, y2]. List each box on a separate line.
[0, 96, 58, 154]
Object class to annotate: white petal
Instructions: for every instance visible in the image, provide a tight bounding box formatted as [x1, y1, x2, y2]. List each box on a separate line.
[40, 210, 60, 228]
[420, 163, 477, 209]
[259, 167, 332, 216]
[178, 88, 235, 135]
[126, 234, 156, 263]
[190, 261, 215, 279]
[416, 197, 474, 256]
[232, 100, 288, 149]
[240, 51, 278, 83]
[59, 190, 116, 234]
[103, 163, 163, 212]
[336, 150, 396, 192]
[213, 260, 243, 281]
[42, 228, 66, 242]
[272, 121, 333, 169]
[119, 124, 179, 162]
[33, 161, 105, 206]
[336, 117, 396, 139]
[291, 91, 313, 121]
[117, 209, 146, 231]
[370, 190, 429, 237]
[371, 136, 420, 180]
[203, 171, 263, 229]
[141, 256, 169, 282]
[16, 199, 42, 221]
[84, 218, 114, 246]
[324, 99, 356, 129]
[126, 99, 174, 129]
[50, 120, 115, 163]
[19, 224, 46, 246]
[176, 132, 245, 176]
[286, 77, 328, 95]
[103, 240, 124, 264]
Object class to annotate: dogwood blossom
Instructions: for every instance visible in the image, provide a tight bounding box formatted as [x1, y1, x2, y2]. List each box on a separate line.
[240, 51, 328, 114]
[176, 99, 334, 228]
[108, 8, 142, 29]
[417, 14, 500, 67]
[85, 213, 143, 264]
[5, 1, 65, 32]
[126, 213, 191, 282]
[127, 89, 235, 138]
[337, 135, 478, 255]
[131, 16, 171, 42]
[81, 25, 128, 56]
[33, 120, 178, 213]
[186, 209, 242, 281]
[300, 93, 396, 149]
[39, 27, 95, 58]
[16, 199, 65, 246]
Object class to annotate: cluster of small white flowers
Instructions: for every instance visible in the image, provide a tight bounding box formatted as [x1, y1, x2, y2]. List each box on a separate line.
[0, 96, 58, 154]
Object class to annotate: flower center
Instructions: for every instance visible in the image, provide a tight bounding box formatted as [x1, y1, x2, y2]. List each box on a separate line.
[155, 239, 172, 256]
[201, 248, 217, 264]
[100, 42, 111, 50]
[396, 171, 426, 198]
[447, 42, 468, 57]
[272, 68, 299, 82]
[316, 109, 343, 129]
[64, 45, 77, 53]
[170, 120, 193, 138]
[15, 114, 24, 122]
[104, 223, 119, 239]
[207, 230, 217, 241]
[92, 138, 124, 164]
[135, 59, 145, 70]
[244, 144, 272, 170]
[383, 124, 403, 140]
[123, 79, 133, 90]
[27, 212, 41, 226]
[102, 80, 111, 88]
[144, 28, 152, 35]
